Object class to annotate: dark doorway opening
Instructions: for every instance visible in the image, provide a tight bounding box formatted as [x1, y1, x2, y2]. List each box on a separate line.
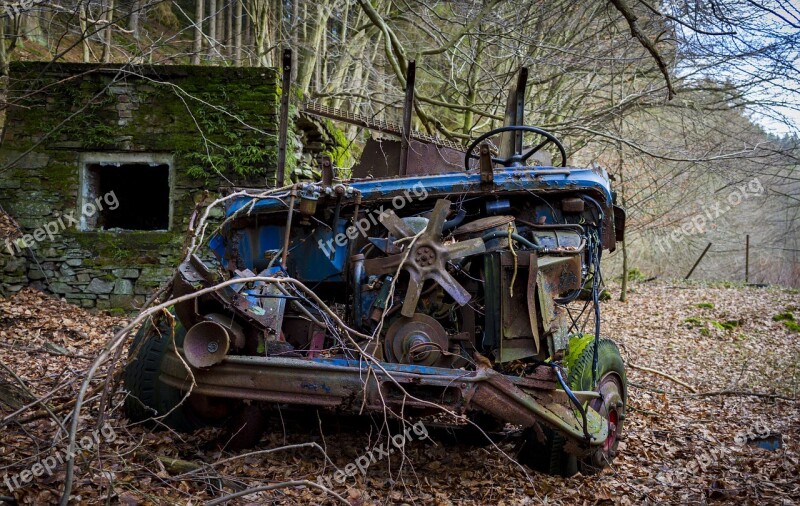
[85, 163, 170, 230]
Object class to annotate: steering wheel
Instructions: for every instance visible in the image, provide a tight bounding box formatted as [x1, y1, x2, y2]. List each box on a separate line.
[464, 125, 567, 171]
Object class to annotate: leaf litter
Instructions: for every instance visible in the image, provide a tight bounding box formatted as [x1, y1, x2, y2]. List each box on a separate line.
[0, 280, 798, 504]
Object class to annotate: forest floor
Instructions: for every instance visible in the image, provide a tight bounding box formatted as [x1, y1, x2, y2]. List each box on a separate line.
[0, 280, 798, 505]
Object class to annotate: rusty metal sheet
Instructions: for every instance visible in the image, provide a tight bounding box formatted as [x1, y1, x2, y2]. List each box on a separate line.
[159, 351, 607, 449]
[452, 215, 515, 237]
[537, 254, 581, 341]
[537, 254, 582, 296]
[537, 270, 555, 335]
[258, 283, 286, 339]
[517, 363, 557, 390]
[498, 252, 537, 362]
[526, 252, 540, 355]
[351, 138, 464, 179]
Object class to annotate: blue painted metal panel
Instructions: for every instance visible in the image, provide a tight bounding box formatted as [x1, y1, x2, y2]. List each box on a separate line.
[286, 219, 348, 282]
[209, 221, 348, 281]
[224, 166, 613, 217]
[241, 225, 283, 271]
[207, 226, 283, 271]
[208, 233, 226, 264]
[312, 357, 449, 376]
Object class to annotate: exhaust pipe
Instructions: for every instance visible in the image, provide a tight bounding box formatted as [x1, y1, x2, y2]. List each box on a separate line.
[184, 314, 244, 368]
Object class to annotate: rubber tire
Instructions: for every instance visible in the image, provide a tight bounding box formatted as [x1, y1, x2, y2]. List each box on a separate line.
[518, 338, 626, 476]
[123, 312, 205, 432]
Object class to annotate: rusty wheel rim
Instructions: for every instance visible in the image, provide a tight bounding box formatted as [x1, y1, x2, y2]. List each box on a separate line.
[591, 372, 625, 465]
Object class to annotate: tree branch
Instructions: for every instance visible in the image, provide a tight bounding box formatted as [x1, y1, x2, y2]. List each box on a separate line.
[627, 362, 697, 392]
[205, 480, 349, 505]
[420, 0, 501, 56]
[608, 0, 677, 100]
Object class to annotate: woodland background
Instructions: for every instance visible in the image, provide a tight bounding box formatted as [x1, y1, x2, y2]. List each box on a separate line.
[0, 0, 798, 290]
[0, 2, 798, 504]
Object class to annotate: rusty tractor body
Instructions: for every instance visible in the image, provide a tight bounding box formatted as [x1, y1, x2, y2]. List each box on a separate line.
[124, 69, 628, 475]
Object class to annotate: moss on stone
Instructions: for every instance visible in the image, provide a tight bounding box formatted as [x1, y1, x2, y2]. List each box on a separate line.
[0, 62, 288, 310]
[67, 230, 182, 266]
[322, 118, 354, 168]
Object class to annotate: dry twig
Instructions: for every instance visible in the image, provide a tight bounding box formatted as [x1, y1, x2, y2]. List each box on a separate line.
[627, 362, 698, 392]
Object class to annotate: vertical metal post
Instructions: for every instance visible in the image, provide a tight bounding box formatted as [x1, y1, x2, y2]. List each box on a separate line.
[399, 60, 416, 176]
[685, 242, 712, 280]
[513, 67, 528, 154]
[281, 185, 297, 269]
[745, 234, 750, 283]
[500, 67, 528, 160]
[276, 48, 292, 187]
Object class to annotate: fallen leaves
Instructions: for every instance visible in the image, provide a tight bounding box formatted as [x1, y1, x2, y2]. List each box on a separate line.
[0, 211, 22, 241]
[0, 281, 798, 504]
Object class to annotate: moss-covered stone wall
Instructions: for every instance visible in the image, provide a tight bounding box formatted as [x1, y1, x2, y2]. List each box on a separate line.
[0, 62, 281, 310]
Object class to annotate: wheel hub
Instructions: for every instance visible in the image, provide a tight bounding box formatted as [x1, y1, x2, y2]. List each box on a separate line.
[384, 313, 449, 366]
[591, 373, 625, 465]
[414, 245, 437, 267]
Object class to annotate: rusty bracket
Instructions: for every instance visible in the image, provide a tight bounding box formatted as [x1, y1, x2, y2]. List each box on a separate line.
[479, 142, 493, 185]
[320, 155, 333, 186]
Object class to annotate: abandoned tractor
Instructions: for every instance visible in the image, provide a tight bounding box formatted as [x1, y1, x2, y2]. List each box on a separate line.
[124, 71, 627, 476]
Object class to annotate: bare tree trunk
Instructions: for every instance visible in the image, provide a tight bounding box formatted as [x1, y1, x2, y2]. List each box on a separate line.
[276, 0, 284, 50]
[319, 20, 327, 88]
[243, 2, 251, 63]
[250, 0, 272, 67]
[79, 1, 91, 62]
[315, 35, 322, 93]
[225, 0, 233, 58]
[192, 0, 204, 64]
[0, 18, 8, 76]
[216, 0, 225, 56]
[128, 0, 141, 39]
[297, 2, 331, 96]
[301, 1, 307, 43]
[327, 33, 366, 106]
[20, 9, 45, 46]
[234, 0, 242, 66]
[291, 0, 299, 81]
[617, 140, 628, 302]
[208, 0, 217, 58]
[101, 0, 115, 63]
[340, 0, 349, 49]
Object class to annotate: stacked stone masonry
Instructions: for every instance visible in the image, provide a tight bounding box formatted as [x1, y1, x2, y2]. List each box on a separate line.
[0, 62, 282, 311]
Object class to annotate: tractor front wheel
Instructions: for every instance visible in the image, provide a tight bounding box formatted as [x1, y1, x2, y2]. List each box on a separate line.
[518, 338, 627, 476]
[123, 311, 232, 432]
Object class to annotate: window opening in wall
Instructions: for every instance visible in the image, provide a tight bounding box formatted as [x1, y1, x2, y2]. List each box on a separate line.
[83, 162, 170, 230]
